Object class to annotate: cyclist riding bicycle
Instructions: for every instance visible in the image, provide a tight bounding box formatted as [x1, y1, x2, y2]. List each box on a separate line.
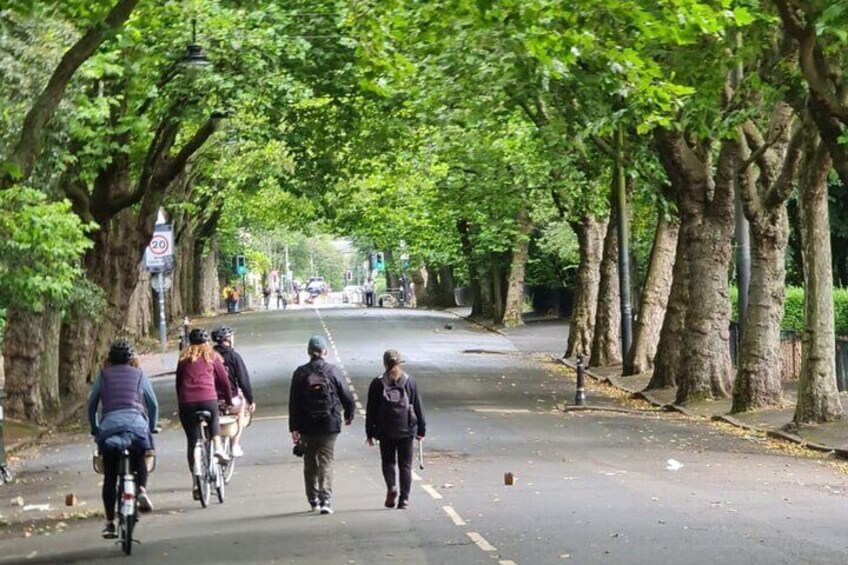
[176, 328, 233, 500]
[211, 326, 256, 458]
[87, 340, 159, 539]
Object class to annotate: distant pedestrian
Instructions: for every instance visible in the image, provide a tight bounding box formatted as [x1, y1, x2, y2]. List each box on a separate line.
[231, 286, 241, 313]
[366, 349, 426, 510]
[288, 335, 355, 514]
[263, 284, 272, 310]
[364, 278, 375, 307]
[222, 284, 234, 313]
[276, 286, 287, 310]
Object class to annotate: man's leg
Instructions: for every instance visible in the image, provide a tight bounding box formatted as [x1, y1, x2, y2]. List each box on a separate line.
[314, 433, 338, 505]
[302, 435, 320, 506]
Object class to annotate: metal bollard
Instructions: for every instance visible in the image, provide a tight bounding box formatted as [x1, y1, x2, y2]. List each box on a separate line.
[179, 317, 190, 351]
[0, 385, 11, 484]
[575, 353, 586, 406]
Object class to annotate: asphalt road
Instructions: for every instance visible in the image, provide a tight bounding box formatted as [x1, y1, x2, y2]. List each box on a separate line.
[2, 305, 848, 564]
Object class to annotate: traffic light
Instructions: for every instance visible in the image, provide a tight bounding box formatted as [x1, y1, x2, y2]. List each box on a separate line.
[233, 255, 247, 275]
[375, 252, 385, 272]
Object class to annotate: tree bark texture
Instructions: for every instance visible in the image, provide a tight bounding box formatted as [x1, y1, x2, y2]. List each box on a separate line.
[3, 308, 47, 422]
[40, 308, 62, 417]
[658, 132, 735, 404]
[590, 212, 622, 367]
[732, 106, 802, 413]
[645, 229, 688, 390]
[566, 215, 607, 358]
[503, 208, 533, 328]
[457, 219, 483, 317]
[794, 139, 843, 424]
[625, 215, 679, 375]
[0, 0, 141, 190]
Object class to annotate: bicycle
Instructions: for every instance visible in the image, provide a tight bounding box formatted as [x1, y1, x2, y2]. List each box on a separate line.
[193, 411, 225, 507]
[219, 407, 253, 484]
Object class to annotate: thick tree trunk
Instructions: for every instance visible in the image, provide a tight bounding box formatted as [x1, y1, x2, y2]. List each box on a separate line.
[125, 266, 152, 338]
[590, 213, 622, 367]
[625, 216, 678, 375]
[566, 216, 607, 358]
[732, 211, 788, 412]
[794, 141, 843, 424]
[40, 308, 62, 418]
[3, 308, 46, 422]
[503, 208, 533, 328]
[457, 219, 483, 317]
[196, 238, 220, 314]
[646, 229, 687, 390]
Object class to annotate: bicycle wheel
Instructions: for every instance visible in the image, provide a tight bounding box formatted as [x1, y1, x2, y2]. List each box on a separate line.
[222, 437, 235, 484]
[215, 460, 225, 504]
[118, 477, 135, 555]
[197, 443, 211, 508]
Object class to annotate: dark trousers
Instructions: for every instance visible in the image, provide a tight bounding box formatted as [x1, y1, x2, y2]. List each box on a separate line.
[379, 437, 414, 501]
[102, 447, 147, 522]
[365, 291, 374, 307]
[178, 400, 220, 470]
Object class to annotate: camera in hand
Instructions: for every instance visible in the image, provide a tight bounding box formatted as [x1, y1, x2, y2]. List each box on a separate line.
[292, 441, 305, 457]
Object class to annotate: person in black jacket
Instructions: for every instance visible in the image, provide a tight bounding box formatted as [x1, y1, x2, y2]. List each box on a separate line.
[212, 326, 255, 458]
[289, 335, 354, 514]
[366, 349, 426, 510]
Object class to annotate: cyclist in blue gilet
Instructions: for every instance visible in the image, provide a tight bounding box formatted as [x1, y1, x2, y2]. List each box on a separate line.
[87, 340, 159, 539]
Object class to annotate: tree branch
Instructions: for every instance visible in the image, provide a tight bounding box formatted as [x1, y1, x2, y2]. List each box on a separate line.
[765, 123, 805, 208]
[0, 0, 141, 190]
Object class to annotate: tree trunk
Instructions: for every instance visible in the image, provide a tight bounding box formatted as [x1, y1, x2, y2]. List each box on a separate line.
[40, 308, 62, 418]
[646, 229, 688, 390]
[457, 219, 483, 317]
[566, 215, 607, 358]
[3, 308, 46, 422]
[794, 140, 843, 424]
[625, 215, 679, 375]
[491, 259, 506, 324]
[195, 238, 219, 314]
[503, 208, 533, 328]
[436, 266, 456, 306]
[590, 212, 622, 367]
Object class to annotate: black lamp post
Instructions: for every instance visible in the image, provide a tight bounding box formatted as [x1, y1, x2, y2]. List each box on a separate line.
[181, 18, 212, 69]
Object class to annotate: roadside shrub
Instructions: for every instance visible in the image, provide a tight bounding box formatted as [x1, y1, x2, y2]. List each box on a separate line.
[731, 286, 848, 336]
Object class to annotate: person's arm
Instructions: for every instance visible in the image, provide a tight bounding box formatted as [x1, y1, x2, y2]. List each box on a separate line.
[289, 369, 302, 441]
[233, 351, 254, 405]
[365, 378, 381, 442]
[212, 357, 233, 404]
[87, 373, 104, 435]
[140, 373, 159, 432]
[175, 362, 184, 399]
[410, 379, 426, 439]
[335, 368, 355, 424]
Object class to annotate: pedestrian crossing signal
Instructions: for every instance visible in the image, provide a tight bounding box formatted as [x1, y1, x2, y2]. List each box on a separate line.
[375, 252, 385, 272]
[233, 255, 247, 275]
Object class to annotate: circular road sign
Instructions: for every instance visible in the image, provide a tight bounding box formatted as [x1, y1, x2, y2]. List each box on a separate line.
[149, 234, 170, 256]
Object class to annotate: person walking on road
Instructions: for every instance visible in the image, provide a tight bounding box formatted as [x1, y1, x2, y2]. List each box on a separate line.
[364, 278, 375, 307]
[288, 335, 355, 514]
[176, 328, 233, 500]
[87, 340, 159, 538]
[212, 325, 256, 458]
[366, 349, 426, 510]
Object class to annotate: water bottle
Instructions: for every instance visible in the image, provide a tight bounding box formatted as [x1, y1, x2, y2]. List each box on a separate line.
[122, 472, 136, 516]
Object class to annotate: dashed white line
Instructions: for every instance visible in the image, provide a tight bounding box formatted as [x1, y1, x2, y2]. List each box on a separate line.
[499, 561, 517, 565]
[421, 484, 442, 500]
[467, 532, 497, 552]
[412, 471, 421, 481]
[442, 505, 465, 525]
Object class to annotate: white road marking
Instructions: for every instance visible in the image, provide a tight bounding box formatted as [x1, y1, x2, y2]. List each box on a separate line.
[355, 401, 364, 410]
[421, 484, 442, 500]
[250, 415, 288, 421]
[442, 505, 465, 525]
[472, 408, 531, 414]
[412, 471, 421, 481]
[499, 561, 517, 565]
[467, 532, 497, 552]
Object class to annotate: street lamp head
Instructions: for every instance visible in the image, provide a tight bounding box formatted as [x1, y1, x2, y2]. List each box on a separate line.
[180, 18, 212, 70]
[181, 43, 212, 69]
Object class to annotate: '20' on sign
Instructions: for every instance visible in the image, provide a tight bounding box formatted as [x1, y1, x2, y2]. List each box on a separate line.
[149, 234, 170, 255]
[144, 225, 174, 273]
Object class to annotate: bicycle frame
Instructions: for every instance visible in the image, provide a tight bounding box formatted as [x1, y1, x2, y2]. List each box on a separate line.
[117, 449, 137, 554]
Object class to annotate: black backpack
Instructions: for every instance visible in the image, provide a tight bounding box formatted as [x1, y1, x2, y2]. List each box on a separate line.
[304, 365, 336, 423]
[379, 374, 417, 435]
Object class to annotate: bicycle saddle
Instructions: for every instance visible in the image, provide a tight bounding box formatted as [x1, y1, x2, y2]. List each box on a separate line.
[195, 410, 213, 421]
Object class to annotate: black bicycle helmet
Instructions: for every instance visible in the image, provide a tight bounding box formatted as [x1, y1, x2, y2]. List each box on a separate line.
[211, 325, 234, 343]
[188, 328, 209, 345]
[108, 339, 135, 364]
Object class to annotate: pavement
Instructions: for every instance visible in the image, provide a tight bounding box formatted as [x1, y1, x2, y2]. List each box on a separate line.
[445, 306, 848, 459]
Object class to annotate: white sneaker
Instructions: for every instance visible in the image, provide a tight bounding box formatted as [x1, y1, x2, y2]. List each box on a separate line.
[214, 448, 230, 463]
[232, 444, 244, 458]
[320, 502, 333, 515]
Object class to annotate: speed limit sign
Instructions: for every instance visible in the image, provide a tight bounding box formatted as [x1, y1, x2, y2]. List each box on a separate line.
[145, 225, 174, 273]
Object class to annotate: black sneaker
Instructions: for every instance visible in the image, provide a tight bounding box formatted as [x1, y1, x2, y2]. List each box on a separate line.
[319, 502, 333, 515]
[101, 522, 117, 539]
[309, 499, 319, 512]
[397, 498, 409, 510]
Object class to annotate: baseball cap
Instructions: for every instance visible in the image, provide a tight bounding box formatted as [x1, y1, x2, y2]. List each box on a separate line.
[383, 349, 404, 368]
[308, 335, 327, 352]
